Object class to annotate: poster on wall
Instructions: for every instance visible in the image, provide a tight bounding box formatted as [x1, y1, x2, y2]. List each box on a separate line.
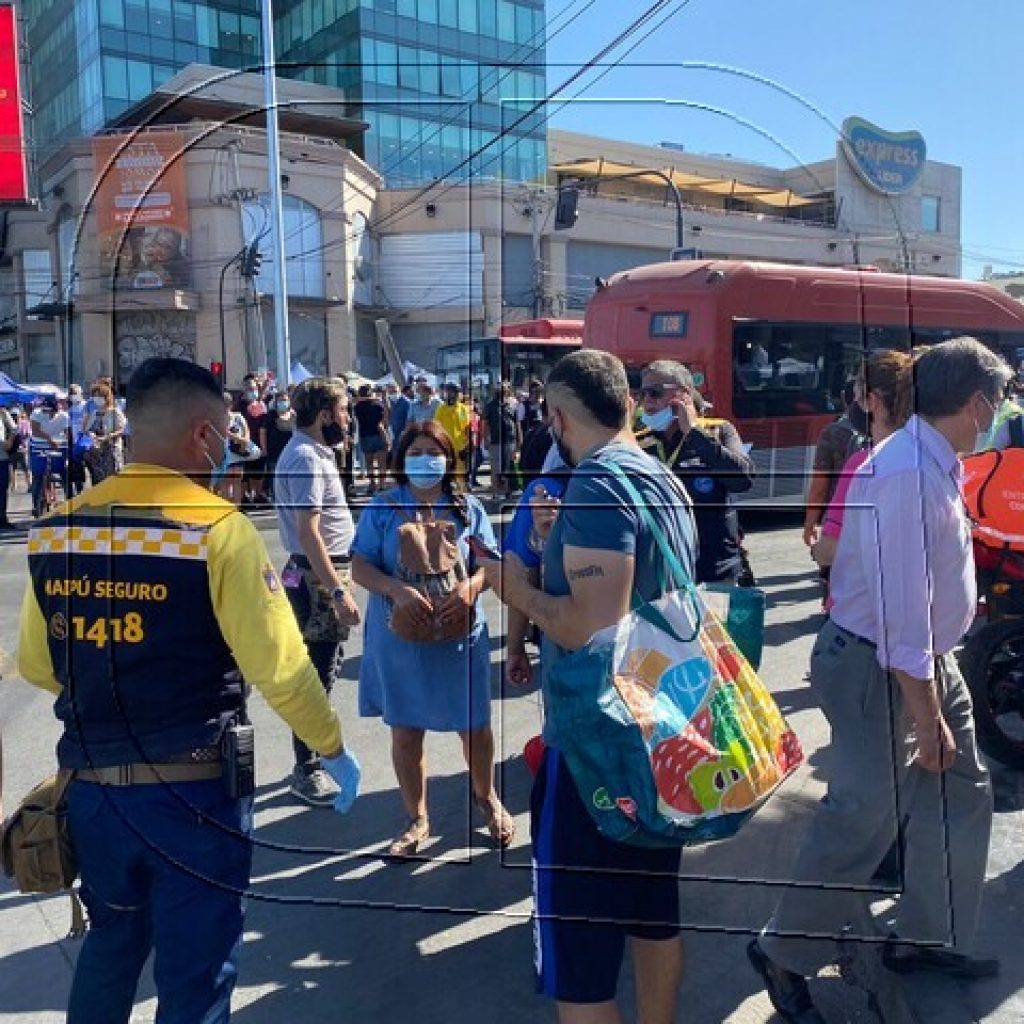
[0, 4, 29, 204]
[93, 132, 191, 289]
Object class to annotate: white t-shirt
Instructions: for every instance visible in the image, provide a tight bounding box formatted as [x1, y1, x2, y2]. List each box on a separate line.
[29, 409, 70, 453]
[274, 432, 355, 558]
[67, 399, 87, 439]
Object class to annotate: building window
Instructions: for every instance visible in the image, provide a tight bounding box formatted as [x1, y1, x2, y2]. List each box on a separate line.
[242, 195, 324, 299]
[57, 218, 80, 296]
[922, 195, 940, 233]
[22, 250, 55, 309]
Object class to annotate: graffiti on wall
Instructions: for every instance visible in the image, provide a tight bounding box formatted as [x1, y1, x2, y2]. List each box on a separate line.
[115, 310, 196, 381]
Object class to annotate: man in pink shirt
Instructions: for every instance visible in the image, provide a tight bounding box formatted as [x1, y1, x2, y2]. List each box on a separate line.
[750, 338, 1008, 1024]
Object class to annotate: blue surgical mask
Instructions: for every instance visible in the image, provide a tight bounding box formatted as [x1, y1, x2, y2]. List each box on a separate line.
[203, 426, 232, 487]
[405, 453, 447, 489]
[641, 406, 676, 432]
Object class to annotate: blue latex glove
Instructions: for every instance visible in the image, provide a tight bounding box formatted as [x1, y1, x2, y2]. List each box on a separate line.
[321, 749, 362, 814]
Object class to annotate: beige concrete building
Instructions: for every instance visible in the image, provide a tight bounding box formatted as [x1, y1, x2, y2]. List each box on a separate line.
[1, 84, 962, 387]
[359, 126, 961, 376]
[1, 66, 379, 388]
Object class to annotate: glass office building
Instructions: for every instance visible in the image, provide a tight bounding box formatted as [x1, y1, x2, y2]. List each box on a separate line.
[275, 0, 547, 185]
[24, 0, 546, 185]
[25, 0, 263, 148]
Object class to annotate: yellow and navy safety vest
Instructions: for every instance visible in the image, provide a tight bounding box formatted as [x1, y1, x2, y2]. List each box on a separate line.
[18, 463, 341, 770]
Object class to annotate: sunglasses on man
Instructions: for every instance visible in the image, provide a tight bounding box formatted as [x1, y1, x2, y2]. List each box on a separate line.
[639, 384, 682, 399]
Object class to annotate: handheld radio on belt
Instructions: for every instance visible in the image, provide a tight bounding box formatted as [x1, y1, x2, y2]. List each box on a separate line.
[221, 674, 255, 799]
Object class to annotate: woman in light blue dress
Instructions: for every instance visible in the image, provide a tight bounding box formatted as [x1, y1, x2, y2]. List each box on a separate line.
[351, 420, 514, 858]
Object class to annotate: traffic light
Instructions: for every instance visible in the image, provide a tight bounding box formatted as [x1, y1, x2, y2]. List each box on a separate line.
[210, 361, 224, 384]
[554, 186, 579, 230]
[240, 242, 262, 278]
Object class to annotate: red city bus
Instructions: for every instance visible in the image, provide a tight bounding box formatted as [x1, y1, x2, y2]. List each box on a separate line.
[583, 260, 1024, 502]
[436, 318, 583, 396]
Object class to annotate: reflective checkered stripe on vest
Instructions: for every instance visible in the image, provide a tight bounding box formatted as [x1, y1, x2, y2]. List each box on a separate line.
[28, 512, 240, 770]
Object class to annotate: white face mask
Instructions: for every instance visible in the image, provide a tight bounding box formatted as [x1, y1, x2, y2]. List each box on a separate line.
[641, 406, 676, 432]
[974, 395, 998, 453]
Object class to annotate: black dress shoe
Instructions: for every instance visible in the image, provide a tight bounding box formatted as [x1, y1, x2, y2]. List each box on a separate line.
[882, 939, 999, 979]
[747, 939, 826, 1023]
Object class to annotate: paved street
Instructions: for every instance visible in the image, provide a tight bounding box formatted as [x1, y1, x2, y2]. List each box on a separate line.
[0, 489, 1022, 1023]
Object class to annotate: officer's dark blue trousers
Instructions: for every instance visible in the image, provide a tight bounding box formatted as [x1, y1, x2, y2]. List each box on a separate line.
[66, 778, 253, 1024]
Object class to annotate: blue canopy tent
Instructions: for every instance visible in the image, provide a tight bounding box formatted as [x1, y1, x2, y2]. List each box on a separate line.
[0, 372, 50, 406]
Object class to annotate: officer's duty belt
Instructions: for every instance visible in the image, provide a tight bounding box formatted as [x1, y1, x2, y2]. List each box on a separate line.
[77, 761, 222, 786]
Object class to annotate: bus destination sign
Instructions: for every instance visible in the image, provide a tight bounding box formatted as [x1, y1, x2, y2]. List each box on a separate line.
[841, 116, 926, 195]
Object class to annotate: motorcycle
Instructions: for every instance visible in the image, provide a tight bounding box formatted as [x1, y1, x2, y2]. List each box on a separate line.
[959, 541, 1024, 770]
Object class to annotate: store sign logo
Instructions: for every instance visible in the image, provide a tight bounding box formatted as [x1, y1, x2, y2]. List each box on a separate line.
[841, 116, 926, 195]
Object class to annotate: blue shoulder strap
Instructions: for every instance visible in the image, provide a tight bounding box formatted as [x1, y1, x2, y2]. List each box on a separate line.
[603, 460, 701, 643]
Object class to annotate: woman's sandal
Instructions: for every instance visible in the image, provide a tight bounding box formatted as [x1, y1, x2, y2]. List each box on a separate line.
[475, 797, 516, 849]
[387, 816, 430, 860]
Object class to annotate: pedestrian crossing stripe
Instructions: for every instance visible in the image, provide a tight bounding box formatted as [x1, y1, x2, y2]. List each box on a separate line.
[27, 525, 209, 560]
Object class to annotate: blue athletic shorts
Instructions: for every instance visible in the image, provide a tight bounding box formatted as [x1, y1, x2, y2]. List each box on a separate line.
[530, 748, 681, 1004]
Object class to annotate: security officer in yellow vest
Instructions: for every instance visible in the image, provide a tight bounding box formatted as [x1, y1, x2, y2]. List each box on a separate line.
[16, 358, 361, 1024]
[636, 359, 755, 584]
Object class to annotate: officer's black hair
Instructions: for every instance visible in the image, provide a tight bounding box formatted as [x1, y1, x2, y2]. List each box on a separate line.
[126, 358, 223, 418]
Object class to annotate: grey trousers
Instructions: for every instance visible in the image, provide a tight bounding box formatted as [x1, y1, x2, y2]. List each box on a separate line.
[760, 619, 993, 976]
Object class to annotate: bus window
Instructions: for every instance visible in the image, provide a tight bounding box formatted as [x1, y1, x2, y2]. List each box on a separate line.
[733, 322, 863, 419]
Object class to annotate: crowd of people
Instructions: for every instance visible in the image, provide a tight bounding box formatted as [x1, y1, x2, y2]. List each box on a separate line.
[7, 334, 1018, 1023]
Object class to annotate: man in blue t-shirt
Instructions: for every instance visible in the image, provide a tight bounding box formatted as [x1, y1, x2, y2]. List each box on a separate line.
[483, 349, 697, 1023]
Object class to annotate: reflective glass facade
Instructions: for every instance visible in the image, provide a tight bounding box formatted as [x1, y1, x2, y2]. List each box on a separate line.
[26, 0, 546, 185]
[275, 0, 547, 185]
[26, 0, 262, 147]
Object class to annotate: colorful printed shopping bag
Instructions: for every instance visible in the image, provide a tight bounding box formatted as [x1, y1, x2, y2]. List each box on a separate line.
[544, 467, 803, 847]
[700, 583, 766, 670]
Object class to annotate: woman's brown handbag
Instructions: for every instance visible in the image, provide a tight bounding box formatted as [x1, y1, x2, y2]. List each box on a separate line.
[386, 504, 472, 643]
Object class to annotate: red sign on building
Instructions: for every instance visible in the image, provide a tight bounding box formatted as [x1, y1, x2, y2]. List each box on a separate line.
[0, 4, 28, 205]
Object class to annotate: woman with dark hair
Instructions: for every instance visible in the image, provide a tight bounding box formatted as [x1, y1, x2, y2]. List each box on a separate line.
[353, 383, 389, 495]
[351, 420, 514, 858]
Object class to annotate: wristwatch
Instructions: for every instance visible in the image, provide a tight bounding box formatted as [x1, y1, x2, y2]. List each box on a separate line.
[331, 585, 347, 602]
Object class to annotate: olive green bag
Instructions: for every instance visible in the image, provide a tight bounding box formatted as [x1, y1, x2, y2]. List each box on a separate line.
[1, 771, 86, 937]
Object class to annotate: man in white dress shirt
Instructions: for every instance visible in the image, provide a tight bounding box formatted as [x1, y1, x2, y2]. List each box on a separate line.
[749, 337, 1011, 1024]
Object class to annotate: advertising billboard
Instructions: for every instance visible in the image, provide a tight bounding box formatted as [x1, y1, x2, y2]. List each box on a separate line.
[93, 131, 191, 289]
[0, 4, 29, 204]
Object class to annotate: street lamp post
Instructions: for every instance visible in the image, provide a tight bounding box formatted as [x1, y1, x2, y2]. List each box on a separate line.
[564, 168, 685, 252]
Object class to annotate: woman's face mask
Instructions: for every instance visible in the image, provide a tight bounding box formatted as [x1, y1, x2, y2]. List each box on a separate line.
[405, 453, 447, 489]
[276, 400, 290, 414]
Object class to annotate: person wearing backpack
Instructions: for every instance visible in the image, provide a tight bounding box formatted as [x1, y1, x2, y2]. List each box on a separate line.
[481, 349, 698, 1024]
[350, 419, 514, 859]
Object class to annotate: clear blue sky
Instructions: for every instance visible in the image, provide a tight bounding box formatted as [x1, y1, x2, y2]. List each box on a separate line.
[545, 0, 1023, 279]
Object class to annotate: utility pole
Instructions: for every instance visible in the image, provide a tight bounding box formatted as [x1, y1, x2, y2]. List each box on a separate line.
[522, 187, 551, 318]
[261, 0, 291, 387]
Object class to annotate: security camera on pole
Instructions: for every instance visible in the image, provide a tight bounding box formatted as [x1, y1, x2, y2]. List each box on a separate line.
[261, 0, 291, 388]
